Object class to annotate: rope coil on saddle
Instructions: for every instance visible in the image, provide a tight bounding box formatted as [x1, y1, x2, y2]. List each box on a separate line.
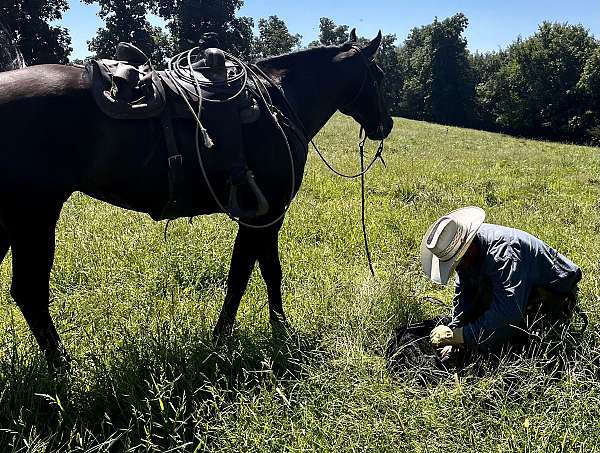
[163, 47, 298, 230]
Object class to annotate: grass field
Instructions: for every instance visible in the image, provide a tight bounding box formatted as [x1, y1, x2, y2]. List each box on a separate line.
[1, 114, 600, 451]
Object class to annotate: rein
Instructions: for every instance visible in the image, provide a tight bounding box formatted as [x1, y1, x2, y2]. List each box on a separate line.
[313, 45, 388, 277]
[258, 45, 388, 277]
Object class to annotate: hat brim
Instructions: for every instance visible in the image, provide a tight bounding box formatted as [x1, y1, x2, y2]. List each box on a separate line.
[420, 206, 486, 284]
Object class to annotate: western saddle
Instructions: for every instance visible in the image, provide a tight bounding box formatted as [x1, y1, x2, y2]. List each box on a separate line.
[86, 41, 269, 220]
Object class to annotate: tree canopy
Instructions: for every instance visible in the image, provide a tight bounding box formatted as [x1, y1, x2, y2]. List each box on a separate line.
[309, 18, 349, 46]
[153, 0, 254, 58]
[0, 0, 71, 65]
[478, 22, 599, 141]
[85, 0, 170, 64]
[253, 15, 301, 58]
[396, 13, 475, 126]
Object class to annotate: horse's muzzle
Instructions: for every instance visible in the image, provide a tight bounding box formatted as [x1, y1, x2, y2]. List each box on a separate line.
[366, 117, 394, 140]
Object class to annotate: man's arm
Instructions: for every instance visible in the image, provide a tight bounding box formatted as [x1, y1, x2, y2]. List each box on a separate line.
[449, 274, 477, 327]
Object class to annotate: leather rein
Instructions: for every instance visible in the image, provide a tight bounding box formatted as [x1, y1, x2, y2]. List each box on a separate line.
[253, 45, 388, 276]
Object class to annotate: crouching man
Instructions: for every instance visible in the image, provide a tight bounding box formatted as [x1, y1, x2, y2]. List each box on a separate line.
[421, 207, 582, 358]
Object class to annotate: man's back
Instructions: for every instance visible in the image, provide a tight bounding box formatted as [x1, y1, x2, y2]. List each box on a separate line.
[453, 223, 581, 349]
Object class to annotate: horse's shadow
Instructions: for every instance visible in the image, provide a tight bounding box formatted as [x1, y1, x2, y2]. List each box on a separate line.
[0, 325, 325, 449]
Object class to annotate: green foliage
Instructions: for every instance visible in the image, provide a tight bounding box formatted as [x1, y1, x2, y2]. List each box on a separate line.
[253, 15, 301, 58]
[1, 115, 600, 450]
[0, 0, 71, 65]
[85, 0, 172, 65]
[397, 13, 476, 126]
[309, 17, 349, 47]
[375, 34, 403, 117]
[470, 50, 508, 128]
[0, 21, 24, 71]
[154, 0, 254, 58]
[477, 22, 599, 141]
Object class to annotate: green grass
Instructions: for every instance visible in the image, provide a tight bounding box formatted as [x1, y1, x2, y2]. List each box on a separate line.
[1, 114, 600, 451]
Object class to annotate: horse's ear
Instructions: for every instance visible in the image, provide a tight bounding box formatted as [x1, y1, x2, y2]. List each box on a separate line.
[349, 28, 357, 43]
[363, 30, 382, 59]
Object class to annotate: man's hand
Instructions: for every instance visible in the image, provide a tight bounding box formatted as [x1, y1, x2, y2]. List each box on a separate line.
[430, 325, 464, 346]
[438, 345, 453, 361]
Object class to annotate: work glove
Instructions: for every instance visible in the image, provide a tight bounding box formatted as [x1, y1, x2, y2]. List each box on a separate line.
[438, 345, 453, 362]
[430, 325, 464, 346]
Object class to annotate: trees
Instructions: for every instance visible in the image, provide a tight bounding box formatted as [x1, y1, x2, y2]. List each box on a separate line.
[154, 0, 254, 58]
[0, 0, 71, 65]
[309, 18, 349, 46]
[478, 22, 599, 141]
[397, 13, 475, 126]
[0, 20, 25, 71]
[253, 15, 301, 58]
[85, 0, 171, 64]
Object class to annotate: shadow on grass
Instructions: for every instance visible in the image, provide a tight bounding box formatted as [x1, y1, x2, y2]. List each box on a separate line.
[0, 325, 326, 451]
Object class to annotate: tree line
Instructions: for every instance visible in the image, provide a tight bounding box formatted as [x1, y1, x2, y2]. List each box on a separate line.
[3, 0, 600, 144]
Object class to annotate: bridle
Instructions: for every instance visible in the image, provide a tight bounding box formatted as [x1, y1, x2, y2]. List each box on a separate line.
[310, 45, 387, 180]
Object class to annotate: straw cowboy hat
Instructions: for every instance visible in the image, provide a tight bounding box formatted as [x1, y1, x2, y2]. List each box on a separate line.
[421, 207, 486, 285]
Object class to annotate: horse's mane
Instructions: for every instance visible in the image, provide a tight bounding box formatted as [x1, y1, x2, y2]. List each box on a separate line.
[256, 45, 345, 73]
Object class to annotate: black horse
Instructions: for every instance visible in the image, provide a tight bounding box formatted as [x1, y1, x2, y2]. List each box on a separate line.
[0, 30, 393, 369]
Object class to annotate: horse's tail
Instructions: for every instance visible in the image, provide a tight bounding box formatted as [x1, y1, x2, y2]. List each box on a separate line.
[0, 20, 25, 72]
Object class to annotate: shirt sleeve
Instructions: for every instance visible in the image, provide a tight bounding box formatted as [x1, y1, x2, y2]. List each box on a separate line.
[449, 274, 476, 327]
[462, 248, 531, 352]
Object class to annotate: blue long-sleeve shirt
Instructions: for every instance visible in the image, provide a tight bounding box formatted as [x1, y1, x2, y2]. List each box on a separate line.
[449, 224, 581, 351]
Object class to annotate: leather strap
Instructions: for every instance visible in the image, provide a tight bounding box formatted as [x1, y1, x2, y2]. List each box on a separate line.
[159, 107, 187, 219]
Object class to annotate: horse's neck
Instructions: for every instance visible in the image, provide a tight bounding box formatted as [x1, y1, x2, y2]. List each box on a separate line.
[282, 73, 341, 140]
[261, 62, 345, 140]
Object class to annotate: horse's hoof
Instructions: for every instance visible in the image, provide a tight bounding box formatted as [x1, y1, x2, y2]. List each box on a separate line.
[213, 322, 234, 347]
[46, 351, 72, 374]
[270, 315, 291, 339]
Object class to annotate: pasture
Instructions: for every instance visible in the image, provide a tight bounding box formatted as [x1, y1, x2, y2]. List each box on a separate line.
[1, 114, 600, 451]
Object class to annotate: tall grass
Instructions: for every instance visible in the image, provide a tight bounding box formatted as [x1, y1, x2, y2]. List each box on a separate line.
[0, 115, 599, 451]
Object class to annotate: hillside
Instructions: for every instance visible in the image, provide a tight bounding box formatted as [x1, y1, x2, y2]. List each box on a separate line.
[0, 115, 599, 451]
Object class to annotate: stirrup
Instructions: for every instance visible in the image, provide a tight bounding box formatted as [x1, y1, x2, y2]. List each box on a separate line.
[227, 170, 269, 218]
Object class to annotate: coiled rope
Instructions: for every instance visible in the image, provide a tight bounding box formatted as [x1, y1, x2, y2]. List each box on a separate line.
[163, 48, 297, 229]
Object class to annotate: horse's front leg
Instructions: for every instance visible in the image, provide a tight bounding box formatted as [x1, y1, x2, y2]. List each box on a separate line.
[213, 225, 259, 341]
[256, 223, 286, 328]
[213, 221, 285, 341]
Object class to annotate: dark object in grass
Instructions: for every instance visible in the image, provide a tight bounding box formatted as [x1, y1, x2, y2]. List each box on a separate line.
[386, 309, 588, 386]
[385, 317, 456, 385]
[0, 31, 394, 371]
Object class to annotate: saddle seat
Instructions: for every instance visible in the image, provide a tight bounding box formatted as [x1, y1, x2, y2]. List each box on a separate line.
[86, 43, 165, 120]
[87, 42, 259, 122]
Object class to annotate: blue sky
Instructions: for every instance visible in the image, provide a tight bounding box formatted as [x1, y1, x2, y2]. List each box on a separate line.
[60, 0, 600, 59]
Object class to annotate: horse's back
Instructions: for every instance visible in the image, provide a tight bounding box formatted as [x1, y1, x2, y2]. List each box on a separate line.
[0, 65, 93, 196]
[0, 64, 88, 104]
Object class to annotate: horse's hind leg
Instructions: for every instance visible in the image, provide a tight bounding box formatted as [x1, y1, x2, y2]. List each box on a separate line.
[7, 198, 69, 370]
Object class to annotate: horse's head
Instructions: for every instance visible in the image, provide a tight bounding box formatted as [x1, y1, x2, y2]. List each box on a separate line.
[335, 30, 394, 140]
